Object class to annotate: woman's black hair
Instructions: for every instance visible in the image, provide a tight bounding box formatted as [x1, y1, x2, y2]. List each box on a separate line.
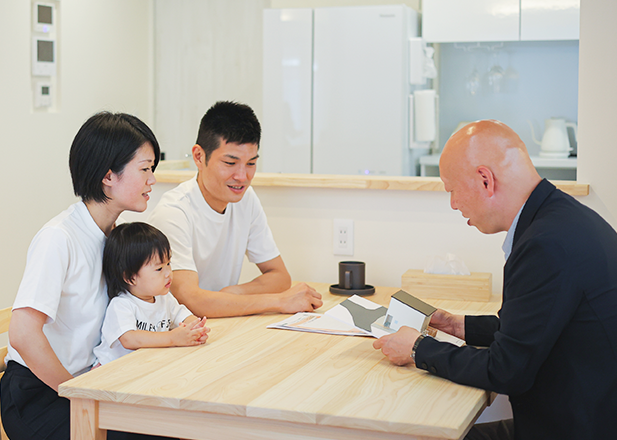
[69, 112, 160, 203]
[103, 222, 171, 300]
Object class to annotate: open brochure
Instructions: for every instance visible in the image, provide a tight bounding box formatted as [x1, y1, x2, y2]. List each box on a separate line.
[267, 295, 387, 338]
[267, 294, 464, 345]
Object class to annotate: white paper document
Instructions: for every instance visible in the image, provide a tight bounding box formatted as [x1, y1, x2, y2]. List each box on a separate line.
[266, 312, 371, 337]
[267, 294, 466, 345]
[267, 295, 387, 338]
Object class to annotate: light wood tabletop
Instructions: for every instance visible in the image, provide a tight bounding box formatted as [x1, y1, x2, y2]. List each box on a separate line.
[59, 283, 501, 440]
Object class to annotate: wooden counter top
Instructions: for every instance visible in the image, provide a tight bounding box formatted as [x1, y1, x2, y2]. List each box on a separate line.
[154, 170, 589, 196]
[60, 283, 502, 440]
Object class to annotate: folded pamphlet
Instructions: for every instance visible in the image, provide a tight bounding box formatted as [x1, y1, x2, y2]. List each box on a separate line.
[267, 295, 387, 338]
[267, 294, 465, 346]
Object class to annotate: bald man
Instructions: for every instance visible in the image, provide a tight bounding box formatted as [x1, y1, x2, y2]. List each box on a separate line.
[374, 120, 617, 439]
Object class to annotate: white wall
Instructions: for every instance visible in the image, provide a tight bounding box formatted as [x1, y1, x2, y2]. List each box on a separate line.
[243, 187, 506, 289]
[2, 0, 615, 324]
[577, 1, 617, 225]
[1, 0, 611, 425]
[149, 0, 616, 295]
[2, 0, 613, 306]
[153, 0, 270, 161]
[0, 0, 153, 308]
[153, 0, 420, 162]
[246, 0, 617, 290]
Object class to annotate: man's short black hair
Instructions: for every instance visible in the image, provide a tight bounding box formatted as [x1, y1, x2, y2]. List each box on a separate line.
[195, 101, 261, 164]
[103, 222, 171, 300]
[69, 112, 160, 203]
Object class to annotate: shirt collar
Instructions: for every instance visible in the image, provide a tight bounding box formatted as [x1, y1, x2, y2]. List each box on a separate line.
[502, 203, 525, 261]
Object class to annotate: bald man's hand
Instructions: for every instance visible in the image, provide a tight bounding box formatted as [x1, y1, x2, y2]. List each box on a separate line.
[429, 309, 466, 340]
[373, 326, 421, 366]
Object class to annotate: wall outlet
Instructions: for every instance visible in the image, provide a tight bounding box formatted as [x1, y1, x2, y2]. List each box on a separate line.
[333, 219, 354, 256]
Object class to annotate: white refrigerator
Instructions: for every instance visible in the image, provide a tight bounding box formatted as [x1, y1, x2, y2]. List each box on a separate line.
[262, 5, 430, 176]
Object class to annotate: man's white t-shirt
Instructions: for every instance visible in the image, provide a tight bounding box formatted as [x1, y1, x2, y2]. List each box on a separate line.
[148, 177, 280, 291]
[6, 202, 109, 376]
[93, 292, 193, 365]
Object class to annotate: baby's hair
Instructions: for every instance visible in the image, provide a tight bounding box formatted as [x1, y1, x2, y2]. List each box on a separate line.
[103, 222, 171, 300]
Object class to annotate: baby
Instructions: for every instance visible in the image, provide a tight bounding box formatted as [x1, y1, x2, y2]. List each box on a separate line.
[94, 222, 209, 366]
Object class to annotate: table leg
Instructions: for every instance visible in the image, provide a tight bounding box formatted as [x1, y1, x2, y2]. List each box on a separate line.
[70, 398, 107, 440]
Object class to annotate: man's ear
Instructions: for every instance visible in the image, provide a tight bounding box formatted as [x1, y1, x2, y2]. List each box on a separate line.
[476, 166, 495, 197]
[192, 144, 205, 169]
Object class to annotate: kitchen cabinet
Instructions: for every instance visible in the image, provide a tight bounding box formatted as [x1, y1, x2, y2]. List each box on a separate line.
[422, 0, 519, 43]
[520, 0, 580, 41]
[422, 0, 580, 42]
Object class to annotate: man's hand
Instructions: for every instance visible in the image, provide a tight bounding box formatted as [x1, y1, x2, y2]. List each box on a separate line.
[429, 309, 465, 340]
[373, 326, 421, 366]
[278, 282, 323, 313]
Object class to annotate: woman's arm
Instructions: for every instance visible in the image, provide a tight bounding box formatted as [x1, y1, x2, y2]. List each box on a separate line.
[9, 307, 73, 392]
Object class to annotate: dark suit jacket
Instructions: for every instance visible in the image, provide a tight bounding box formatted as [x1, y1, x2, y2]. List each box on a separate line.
[415, 179, 617, 439]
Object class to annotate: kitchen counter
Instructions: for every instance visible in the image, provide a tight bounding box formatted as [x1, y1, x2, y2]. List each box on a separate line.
[154, 169, 589, 197]
[419, 154, 578, 181]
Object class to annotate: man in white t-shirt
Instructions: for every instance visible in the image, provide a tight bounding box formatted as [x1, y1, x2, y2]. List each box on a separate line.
[149, 101, 322, 317]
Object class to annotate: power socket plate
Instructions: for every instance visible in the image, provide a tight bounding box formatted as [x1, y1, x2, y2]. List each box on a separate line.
[333, 219, 354, 256]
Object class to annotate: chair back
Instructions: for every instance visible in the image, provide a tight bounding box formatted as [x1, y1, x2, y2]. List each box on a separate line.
[0, 306, 12, 440]
[0, 307, 11, 374]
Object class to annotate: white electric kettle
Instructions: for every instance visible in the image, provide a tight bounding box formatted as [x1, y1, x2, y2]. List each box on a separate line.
[528, 118, 577, 158]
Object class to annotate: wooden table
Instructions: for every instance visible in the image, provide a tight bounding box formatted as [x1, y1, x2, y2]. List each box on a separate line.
[59, 283, 501, 440]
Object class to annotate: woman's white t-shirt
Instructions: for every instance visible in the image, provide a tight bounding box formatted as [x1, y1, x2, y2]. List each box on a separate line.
[6, 202, 109, 376]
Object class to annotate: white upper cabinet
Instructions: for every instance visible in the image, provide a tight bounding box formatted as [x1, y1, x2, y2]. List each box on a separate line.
[520, 0, 580, 41]
[423, 0, 580, 42]
[422, 0, 520, 43]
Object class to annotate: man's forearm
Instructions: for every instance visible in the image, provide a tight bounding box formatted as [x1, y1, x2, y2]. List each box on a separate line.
[171, 268, 319, 318]
[178, 288, 285, 318]
[221, 269, 291, 295]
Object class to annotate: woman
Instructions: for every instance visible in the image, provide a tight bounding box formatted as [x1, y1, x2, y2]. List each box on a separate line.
[1, 112, 170, 440]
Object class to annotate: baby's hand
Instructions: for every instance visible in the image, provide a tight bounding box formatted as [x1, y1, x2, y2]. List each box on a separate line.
[190, 317, 210, 343]
[171, 318, 210, 347]
[189, 316, 208, 330]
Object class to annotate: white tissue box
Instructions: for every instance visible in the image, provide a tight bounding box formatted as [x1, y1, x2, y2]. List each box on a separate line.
[401, 269, 492, 302]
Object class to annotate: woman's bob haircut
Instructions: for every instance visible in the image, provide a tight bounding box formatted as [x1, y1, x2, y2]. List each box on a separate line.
[69, 112, 160, 203]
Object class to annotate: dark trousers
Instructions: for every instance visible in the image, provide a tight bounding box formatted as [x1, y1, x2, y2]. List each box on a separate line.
[465, 419, 515, 440]
[1, 361, 177, 440]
